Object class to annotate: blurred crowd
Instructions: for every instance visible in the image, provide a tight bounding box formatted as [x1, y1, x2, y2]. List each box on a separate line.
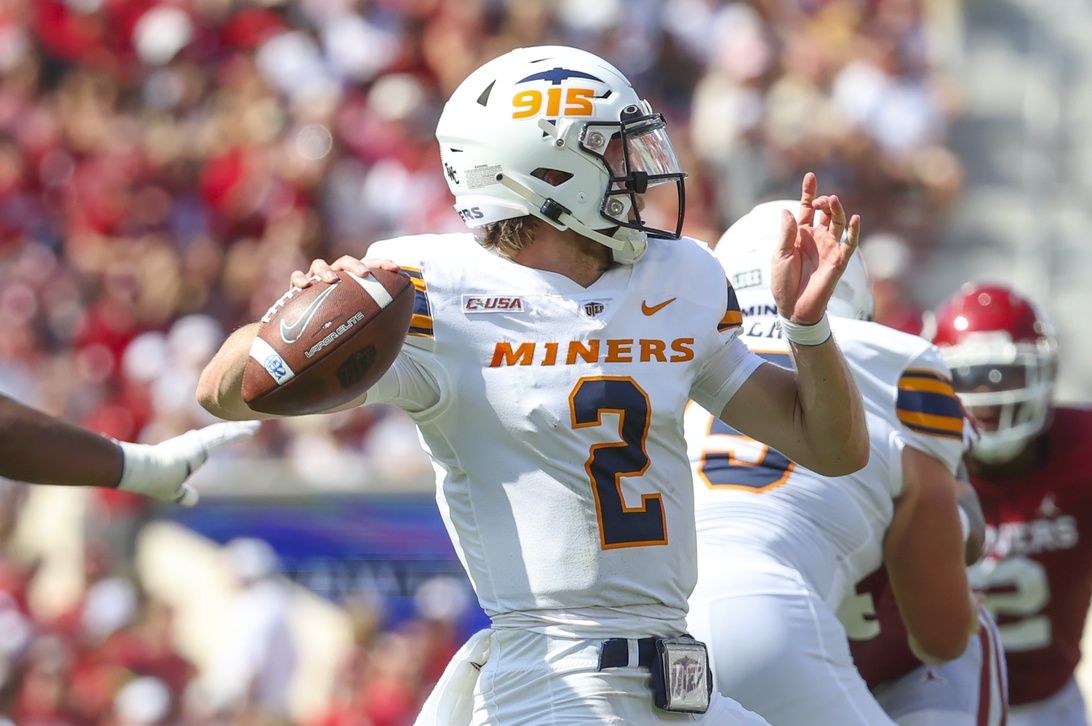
[0, 488, 468, 725]
[0, 0, 965, 723]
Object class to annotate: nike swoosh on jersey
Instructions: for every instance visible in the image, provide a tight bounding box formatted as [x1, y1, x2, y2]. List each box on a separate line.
[280, 283, 339, 344]
[641, 297, 677, 316]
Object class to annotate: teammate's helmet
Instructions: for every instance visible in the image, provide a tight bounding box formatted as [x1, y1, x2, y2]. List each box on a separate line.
[928, 284, 1057, 464]
[714, 199, 873, 321]
[435, 46, 687, 264]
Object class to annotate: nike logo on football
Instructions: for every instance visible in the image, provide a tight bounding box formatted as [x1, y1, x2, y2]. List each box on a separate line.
[280, 283, 339, 344]
[641, 297, 676, 316]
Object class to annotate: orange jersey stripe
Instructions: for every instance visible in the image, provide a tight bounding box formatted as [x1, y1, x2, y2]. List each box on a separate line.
[896, 409, 964, 434]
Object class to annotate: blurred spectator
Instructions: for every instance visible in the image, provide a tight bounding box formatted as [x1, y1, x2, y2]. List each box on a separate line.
[860, 230, 925, 334]
[202, 537, 297, 721]
[111, 676, 171, 726]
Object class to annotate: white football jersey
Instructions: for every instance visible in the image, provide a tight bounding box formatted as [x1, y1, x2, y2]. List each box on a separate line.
[364, 232, 761, 638]
[686, 316, 969, 607]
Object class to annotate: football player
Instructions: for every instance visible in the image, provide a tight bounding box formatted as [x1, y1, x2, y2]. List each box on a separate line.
[844, 475, 1009, 726]
[198, 46, 869, 725]
[0, 393, 257, 505]
[685, 200, 989, 725]
[931, 284, 1091, 726]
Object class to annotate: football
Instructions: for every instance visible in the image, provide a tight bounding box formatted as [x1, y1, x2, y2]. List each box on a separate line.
[241, 268, 415, 415]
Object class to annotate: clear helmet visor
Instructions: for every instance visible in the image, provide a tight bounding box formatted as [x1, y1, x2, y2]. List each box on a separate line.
[580, 109, 686, 239]
[945, 344, 1056, 463]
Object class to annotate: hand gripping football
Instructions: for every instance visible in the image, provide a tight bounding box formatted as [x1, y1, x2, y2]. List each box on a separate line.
[241, 269, 415, 415]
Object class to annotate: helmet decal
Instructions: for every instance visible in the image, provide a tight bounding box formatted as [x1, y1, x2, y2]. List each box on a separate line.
[516, 68, 605, 85]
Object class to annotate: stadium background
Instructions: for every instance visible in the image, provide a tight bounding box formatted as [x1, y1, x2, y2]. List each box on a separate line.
[0, 0, 1087, 723]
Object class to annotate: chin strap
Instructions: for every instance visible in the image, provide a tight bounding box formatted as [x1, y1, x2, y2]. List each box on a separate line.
[494, 173, 646, 263]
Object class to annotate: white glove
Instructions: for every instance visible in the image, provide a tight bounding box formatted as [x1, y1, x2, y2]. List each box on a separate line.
[116, 421, 260, 506]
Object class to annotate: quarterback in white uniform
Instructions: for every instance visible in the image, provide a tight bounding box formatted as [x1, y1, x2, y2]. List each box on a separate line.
[199, 47, 869, 725]
[686, 201, 987, 725]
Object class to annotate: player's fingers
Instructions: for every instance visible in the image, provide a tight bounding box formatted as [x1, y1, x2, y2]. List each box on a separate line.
[330, 255, 370, 278]
[175, 485, 199, 507]
[797, 172, 817, 226]
[289, 269, 312, 288]
[306, 258, 337, 283]
[844, 214, 861, 256]
[826, 195, 847, 241]
[776, 209, 798, 254]
[199, 421, 260, 450]
[362, 258, 402, 274]
[812, 195, 832, 230]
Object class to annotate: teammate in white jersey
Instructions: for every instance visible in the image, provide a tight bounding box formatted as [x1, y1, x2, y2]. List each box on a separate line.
[198, 47, 869, 725]
[686, 200, 990, 725]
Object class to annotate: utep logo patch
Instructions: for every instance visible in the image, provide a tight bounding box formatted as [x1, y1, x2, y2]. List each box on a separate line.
[511, 67, 604, 119]
[462, 295, 527, 314]
[583, 300, 607, 318]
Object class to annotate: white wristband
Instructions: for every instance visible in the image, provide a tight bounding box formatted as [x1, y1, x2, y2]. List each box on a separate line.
[777, 314, 832, 346]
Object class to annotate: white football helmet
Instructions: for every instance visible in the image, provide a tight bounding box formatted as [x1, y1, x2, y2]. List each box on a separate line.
[435, 46, 687, 264]
[714, 199, 874, 322]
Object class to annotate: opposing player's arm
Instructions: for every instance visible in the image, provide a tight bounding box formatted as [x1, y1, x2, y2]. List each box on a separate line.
[719, 337, 868, 477]
[0, 394, 256, 504]
[0, 394, 124, 486]
[885, 445, 977, 663]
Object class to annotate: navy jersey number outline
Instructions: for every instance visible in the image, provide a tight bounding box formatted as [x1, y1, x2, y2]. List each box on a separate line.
[697, 351, 797, 493]
[569, 376, 667, 549]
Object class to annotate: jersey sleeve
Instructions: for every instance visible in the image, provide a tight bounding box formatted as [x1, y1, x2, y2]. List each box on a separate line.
[362, 237, 446, 415]
[690, 333, 764, 416]
[366, 344, 443, 414]
[893, 345, 970, 473]
[690, 270, 761, 414]
[717, 280, 744, 334]
[363, 238, 435, 352]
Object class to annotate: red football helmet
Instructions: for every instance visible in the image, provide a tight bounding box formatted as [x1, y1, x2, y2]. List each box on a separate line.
[928, 284, 1057, 463]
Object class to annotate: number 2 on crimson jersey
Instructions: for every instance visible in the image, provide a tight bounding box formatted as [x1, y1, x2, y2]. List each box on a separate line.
[569, 376, 667, 550]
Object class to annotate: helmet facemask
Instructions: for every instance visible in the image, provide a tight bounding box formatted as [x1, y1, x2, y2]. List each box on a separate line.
[944, 334, 1057, 463]
[579, 103, 686, 242]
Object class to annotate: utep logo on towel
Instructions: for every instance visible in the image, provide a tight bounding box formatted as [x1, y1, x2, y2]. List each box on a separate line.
[462, 295, 527, 314]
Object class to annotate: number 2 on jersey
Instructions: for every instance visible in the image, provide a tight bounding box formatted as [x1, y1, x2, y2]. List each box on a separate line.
[970, 555, 1051, 651]
[569, 376, 667, 550]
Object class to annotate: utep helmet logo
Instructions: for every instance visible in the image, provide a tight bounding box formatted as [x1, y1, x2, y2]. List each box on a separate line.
[511, 67, 604, 120]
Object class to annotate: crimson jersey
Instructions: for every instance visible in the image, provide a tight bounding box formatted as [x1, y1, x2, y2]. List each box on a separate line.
[844, 568, 917, 690]
[968, 406, 1092, 706]
[847, 407, 1092, 702]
